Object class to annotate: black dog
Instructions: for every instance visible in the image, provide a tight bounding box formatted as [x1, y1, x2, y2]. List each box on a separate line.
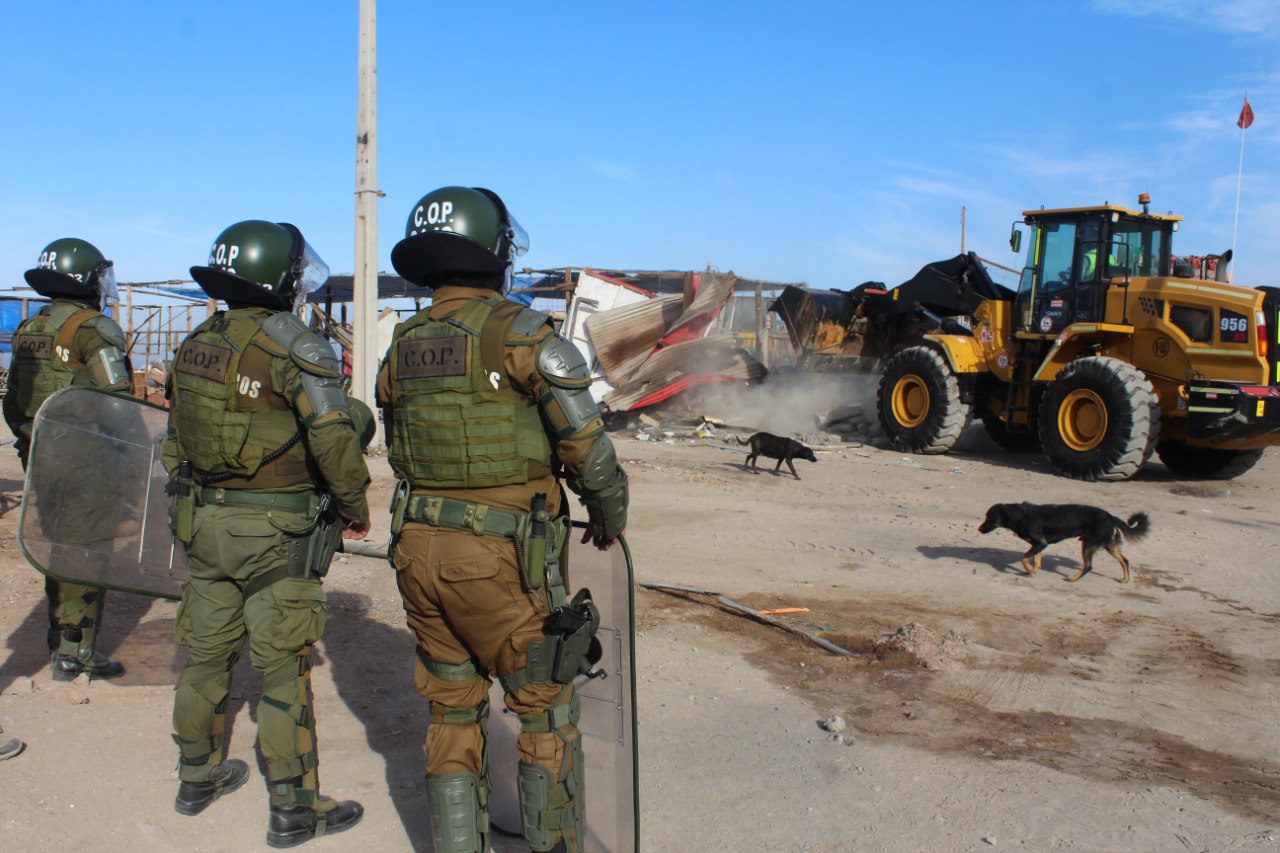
[735, 432, 818, 480]
[978, 503, 1150, 583]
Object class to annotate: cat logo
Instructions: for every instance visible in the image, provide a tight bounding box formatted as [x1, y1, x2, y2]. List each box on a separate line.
[1152, 337, 1170, 358]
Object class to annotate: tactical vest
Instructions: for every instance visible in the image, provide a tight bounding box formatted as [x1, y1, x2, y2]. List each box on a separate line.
[387, 297, 552, 489]
[169, 310, 310, 489]
[8, 301, 103, 423]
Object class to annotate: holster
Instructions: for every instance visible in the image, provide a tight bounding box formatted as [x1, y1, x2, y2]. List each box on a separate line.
[284, 493, 343, 581]
[525, 588, 603, 686]
[389, 479, 411, 545]
[170, 461, 196, 546]
[516, 494, 569, 603]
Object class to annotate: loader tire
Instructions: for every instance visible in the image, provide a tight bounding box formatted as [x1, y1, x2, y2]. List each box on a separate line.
[1039, 357, 1158, 482]
[877, 346, 970, 454]
[980, 410, 1041, 451]
[1156, 439, 1264, 480]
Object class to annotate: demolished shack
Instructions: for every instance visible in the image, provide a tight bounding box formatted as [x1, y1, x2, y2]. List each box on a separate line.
[553, 268, 792, 413]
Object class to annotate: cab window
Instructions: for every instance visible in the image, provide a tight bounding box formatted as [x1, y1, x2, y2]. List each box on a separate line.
[1038, 221, 1078, 295]
[1109, 221, 1168, 277]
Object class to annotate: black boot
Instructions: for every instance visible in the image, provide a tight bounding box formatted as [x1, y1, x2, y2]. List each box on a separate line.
[50, 649, 124, 682]
[175, 759, 250, 816]
[267, 799, 364, 848]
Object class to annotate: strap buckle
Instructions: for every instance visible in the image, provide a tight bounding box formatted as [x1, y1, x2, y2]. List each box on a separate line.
[469, 503, 488, 535]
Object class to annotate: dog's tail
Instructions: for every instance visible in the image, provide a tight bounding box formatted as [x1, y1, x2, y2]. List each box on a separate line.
[1117, 512, 1151, 542]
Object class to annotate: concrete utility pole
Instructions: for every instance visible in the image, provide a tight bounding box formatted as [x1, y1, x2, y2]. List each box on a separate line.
[353, 0, 381, 443]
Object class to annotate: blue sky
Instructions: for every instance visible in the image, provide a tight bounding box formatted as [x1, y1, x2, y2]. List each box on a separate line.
[2, 0, 1278, 293]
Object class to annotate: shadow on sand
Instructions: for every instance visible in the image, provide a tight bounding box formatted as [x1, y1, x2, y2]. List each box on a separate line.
[0, 588, 161, 695]
[324, 590, 434, 851]
[916, 544, 1081, 578]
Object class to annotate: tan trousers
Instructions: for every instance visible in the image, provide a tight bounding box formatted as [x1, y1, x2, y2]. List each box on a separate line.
[392, 524, 573, 782]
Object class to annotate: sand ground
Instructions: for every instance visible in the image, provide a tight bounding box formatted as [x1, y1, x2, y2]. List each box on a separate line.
[0, 421, 1278, 852]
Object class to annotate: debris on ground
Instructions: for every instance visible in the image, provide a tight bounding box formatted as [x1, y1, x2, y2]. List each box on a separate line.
[0, 737, 24, 761]
[873, 623, 968, 671]
[821, 715, 847, 733]
[639, 581, 860, 657]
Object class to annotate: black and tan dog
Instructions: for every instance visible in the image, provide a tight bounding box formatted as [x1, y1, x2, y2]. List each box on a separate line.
[978, 503, 1150, 583]
[735, 432, 818, 480]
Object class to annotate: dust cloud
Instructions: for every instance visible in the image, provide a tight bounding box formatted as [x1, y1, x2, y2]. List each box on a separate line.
[699, 372, 880, 436]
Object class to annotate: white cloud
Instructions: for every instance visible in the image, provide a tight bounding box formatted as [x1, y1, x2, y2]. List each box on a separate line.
[584, 158, 637, 183]
[1094, 0, 1280, 37]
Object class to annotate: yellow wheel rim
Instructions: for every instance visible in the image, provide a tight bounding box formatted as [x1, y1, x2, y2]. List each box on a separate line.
[891, 374, 930, 428]
[1058, 388, 1108, 452]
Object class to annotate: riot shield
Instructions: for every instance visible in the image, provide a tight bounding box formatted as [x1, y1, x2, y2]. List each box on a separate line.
[489, 524, 638, 852]
[18, 387, 186, 600]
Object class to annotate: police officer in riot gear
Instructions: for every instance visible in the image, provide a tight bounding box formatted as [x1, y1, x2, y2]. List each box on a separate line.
[380, 187, 628, 853]
[4, 238, 130, 681]
[162, 220, 370, 847]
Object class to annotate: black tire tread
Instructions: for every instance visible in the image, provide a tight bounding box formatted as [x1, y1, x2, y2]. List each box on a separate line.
[1039, 356, 1158, 482]
[1156, 440, 1264, 480]
[877, 346, 970, 454]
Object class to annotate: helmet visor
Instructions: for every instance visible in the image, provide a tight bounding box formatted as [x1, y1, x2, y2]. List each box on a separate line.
[505, 213, 530, 263]
[94, 262, 119, 305]
[295, 240, 331, 295]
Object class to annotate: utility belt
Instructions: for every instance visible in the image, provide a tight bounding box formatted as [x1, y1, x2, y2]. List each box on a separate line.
[391, 483, 603, 688]
[390, 483, 571, 602]
[169, 462, 343, 599]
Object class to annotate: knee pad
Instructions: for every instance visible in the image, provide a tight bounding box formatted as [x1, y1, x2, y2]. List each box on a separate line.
[516, 689, 584, 852]
[173, 658, 235, 771]
[259, 653, 319, 787]
[426, 772, 489, 853]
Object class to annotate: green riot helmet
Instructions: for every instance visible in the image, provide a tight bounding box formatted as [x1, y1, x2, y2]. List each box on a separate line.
[24, 238, 119, 306]
[347, 396, 377, 450]
[190, 220, 330, 310]
[390, 186, 529, 291]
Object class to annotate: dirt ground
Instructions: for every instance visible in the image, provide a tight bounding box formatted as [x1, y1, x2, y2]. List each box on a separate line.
[1, 421, 1279, 852]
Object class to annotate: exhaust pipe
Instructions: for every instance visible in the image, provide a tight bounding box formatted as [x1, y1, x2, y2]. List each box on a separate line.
[1216, 249, 1233, 282]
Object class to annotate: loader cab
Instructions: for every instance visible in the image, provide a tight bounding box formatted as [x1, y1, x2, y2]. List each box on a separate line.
[1010, 202, 1179, 336]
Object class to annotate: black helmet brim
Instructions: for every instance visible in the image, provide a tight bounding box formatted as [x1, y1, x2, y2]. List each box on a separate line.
[24, 268, 92, 300]
[391, 231, 506, 288]
[190, 266, 290, 309]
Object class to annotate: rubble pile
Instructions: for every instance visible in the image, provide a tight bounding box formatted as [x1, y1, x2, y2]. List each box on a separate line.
[823, 403, 879, 441]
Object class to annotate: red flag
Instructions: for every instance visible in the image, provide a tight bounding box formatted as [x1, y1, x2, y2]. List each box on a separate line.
[1238, 97, 1254, 130]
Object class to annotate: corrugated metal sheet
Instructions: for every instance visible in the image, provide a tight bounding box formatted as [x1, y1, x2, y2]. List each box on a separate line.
[666, 270, 736, 336]
[583, 294, 684, 386]
[603, 335, 765, 412]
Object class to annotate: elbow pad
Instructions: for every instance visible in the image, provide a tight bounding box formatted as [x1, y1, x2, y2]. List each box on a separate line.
[580, 466, 628, 541]
[535, 335, 603, 439]
[576, 435, 619, 492]
[296, 371, 350, 427]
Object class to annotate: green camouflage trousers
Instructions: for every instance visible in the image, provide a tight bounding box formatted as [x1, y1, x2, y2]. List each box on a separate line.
[19, 452, 109, 659]
[171, 503, 329, 806]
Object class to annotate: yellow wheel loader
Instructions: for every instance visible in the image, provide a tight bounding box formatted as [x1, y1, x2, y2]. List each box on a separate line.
[772, 196, 1279, 481]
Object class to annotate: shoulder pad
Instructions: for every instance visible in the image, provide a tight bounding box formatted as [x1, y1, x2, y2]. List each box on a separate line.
[535, 334, 591, 388]
[259, 312, 340, 375]
[83, 315, 126, 350]
[260, 311, 310, 349]
[291, 330, 341, 376]
[509, 306, 551, 338]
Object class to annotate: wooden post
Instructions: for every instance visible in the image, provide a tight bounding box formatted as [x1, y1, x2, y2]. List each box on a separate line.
[352, 0, 381, 445]
[761, 293, 771, 368]
[752, 279, 762, 358]
[125, 285, 134, 354]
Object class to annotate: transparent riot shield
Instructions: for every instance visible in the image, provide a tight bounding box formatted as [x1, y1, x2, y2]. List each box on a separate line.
[489, 524, 638, 852]
[18, 387, 186, 600]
